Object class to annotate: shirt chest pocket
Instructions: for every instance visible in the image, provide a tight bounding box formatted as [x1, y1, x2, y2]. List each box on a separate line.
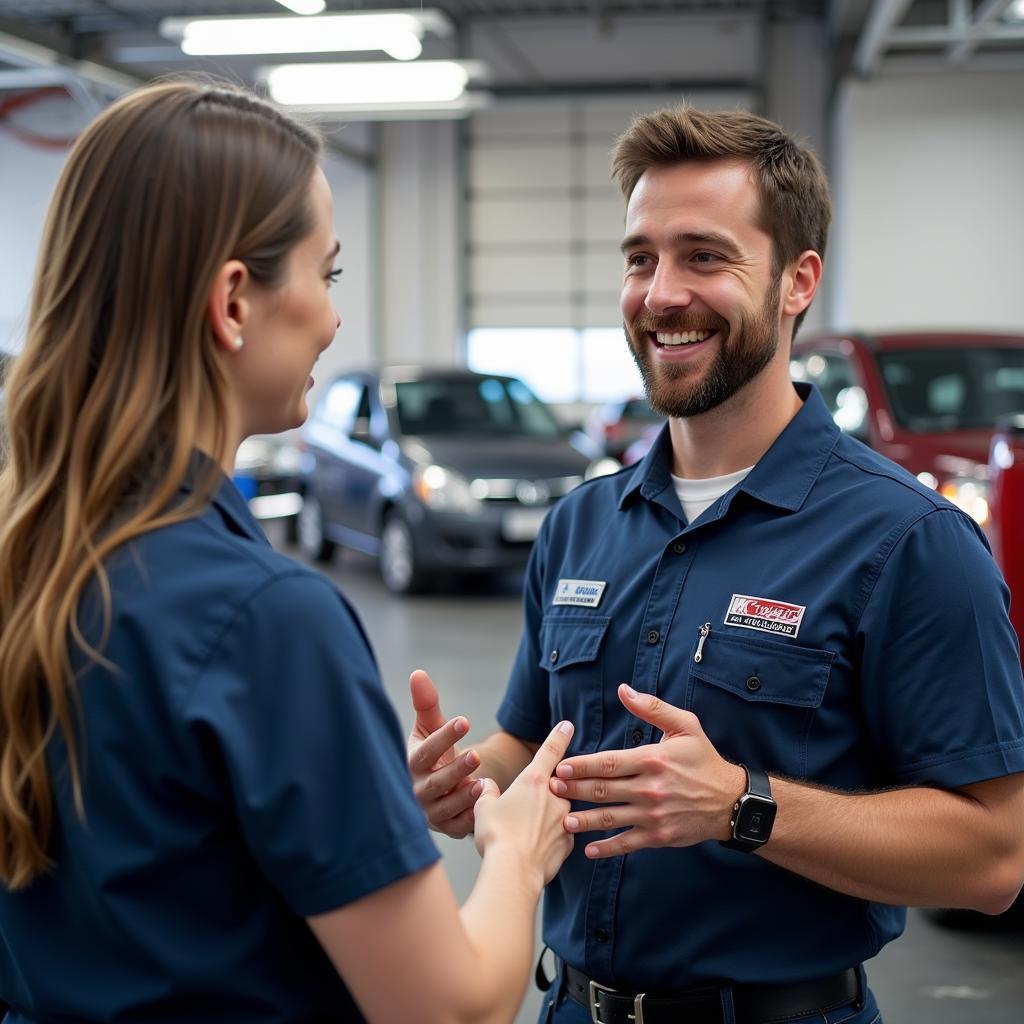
[538, 614, 610, 754]
[688, 631, 835, 779]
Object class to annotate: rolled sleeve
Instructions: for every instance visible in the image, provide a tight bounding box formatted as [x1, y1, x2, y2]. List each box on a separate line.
[858, 508, 1024, 788]
[184, 571, 439, 916]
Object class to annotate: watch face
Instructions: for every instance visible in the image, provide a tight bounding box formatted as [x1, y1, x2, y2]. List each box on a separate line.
[736, 796, 777, 842]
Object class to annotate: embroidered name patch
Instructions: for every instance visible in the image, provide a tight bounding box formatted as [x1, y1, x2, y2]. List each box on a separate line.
[725, 594, 805, 638]
[553, 579, 607, 608]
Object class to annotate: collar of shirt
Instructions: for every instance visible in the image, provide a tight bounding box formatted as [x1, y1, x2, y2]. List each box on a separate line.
[618, 382, 840, 521]
[178, 449, 272, 549]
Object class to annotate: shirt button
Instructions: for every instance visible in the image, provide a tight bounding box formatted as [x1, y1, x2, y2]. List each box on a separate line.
[549, 650, 559, 665]
[672, 541, 687, 554]
[630, 728, 644, 746]
[594, 927, 609, 943]
[647, 629, 660, 645]
[746, 675, 762, 692]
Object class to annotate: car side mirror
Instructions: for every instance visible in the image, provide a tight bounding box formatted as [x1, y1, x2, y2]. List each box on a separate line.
[350, 417, 380, 449]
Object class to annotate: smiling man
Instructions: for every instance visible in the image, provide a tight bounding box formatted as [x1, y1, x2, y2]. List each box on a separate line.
[407, 108, 1024, 1024]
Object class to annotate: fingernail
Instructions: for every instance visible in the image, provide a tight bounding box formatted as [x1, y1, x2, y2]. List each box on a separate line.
[566, 815, 579, 831]
[622, 684, 638, 699]
[453, 718, 468, 735]
[464, 750, 479, 768]
[471, 780, 484, 797]
[558, 720, 573, 735]
[585, 845, 599, 858]
[551, 779, 567, 795]
[556, 764, 573, 779]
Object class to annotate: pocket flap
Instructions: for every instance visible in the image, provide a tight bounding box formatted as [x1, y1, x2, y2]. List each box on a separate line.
[538, 614, 611, 671]
[692, 632, 833, 708]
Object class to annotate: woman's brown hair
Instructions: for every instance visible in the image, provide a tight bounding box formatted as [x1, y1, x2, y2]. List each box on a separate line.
[0, 80, 321, 888]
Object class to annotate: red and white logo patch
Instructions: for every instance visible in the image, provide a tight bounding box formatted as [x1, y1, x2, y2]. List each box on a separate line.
[725, 594, 806, 638]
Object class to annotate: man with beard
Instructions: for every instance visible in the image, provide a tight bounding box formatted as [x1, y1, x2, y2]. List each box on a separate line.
[407, 107, 1024, 1024]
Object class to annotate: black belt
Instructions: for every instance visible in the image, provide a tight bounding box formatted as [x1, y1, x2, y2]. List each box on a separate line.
[563, 963, 860, 1024]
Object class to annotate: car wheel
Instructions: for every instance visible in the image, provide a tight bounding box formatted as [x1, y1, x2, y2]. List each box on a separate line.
[297, 492, 335, 563]
[379, 512, 426, 594]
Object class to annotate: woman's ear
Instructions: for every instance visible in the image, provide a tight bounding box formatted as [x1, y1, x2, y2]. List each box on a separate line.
[208, 260, 251, 352]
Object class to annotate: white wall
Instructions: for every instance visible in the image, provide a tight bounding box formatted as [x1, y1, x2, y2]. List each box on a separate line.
[0, 92, 90, 354]
[835, 69, 1024, 332]
[377, 118, 462, 365]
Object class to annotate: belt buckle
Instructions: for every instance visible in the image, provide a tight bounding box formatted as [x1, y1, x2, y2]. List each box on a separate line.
[587, 979, 646, 1024]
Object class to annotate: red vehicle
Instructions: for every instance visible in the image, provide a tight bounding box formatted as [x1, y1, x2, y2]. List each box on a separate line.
[790, 331, 1024, 598]
[989, 416, 1024, 669]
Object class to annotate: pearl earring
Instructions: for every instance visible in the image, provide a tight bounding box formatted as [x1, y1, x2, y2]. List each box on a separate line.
[232, 335, 244, 350]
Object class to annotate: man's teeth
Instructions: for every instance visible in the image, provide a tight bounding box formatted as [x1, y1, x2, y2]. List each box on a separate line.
[655, 330, 712, 346]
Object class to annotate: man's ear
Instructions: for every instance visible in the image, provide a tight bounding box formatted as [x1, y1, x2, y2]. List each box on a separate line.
[208, 259, 251, 352]
[781, 250, 823, 319]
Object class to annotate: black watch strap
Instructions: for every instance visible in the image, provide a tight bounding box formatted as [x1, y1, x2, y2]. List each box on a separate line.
[720, 764, 776, 853]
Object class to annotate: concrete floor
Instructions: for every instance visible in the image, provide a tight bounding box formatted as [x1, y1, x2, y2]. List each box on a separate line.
[272, 524, 1024, 1024]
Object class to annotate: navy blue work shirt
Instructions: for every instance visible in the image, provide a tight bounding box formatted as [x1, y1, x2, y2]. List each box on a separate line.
[0, 461, 438, 1022]
[498, 383, 1024, 990]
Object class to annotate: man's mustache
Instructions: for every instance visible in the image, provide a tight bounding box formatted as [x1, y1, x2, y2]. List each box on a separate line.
[629, 312, 728, 334]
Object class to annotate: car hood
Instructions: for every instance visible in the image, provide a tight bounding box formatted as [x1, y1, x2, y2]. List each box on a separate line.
[402, 435, 591, 479]
[886, 428, 993, 477]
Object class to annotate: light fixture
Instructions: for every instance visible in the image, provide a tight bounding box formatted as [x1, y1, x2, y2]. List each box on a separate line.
[274, 0, 326, 14]
[1010, 0, 1024, 21]
[260, 60, 491, 118]
[159, 10, 452, 62]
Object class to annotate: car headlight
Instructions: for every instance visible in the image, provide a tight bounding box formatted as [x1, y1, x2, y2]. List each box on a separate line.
[939, 476, 990, 526]
[586, 457, 621, 481]
[413, 465, 482, 514]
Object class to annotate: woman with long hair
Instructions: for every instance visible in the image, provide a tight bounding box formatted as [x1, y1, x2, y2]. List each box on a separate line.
[0, 80, 573, 1023]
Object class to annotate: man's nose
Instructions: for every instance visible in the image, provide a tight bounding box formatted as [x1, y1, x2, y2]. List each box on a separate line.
[644, 264, 693, 316]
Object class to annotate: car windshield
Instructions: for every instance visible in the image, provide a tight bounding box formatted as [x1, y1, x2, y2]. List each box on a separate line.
[395, 376, 563, 437]
[878, 347, 1024, 432]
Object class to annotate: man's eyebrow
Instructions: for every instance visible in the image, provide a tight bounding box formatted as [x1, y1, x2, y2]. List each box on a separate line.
[620, 231, 742, 257]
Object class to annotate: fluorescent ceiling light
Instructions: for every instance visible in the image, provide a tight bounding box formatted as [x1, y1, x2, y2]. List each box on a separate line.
[159, 11, 452, 61]
[263, 60, 487, 106]
[275, 0, 326, 14]
[1009, 0, 1024, 20]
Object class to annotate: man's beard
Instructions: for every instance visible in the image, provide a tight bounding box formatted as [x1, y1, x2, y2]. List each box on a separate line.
[626, 284, 781, 419]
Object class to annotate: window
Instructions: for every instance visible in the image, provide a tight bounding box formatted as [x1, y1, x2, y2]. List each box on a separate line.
[467, 326, 644, 404]
[791, 352, 868, 439]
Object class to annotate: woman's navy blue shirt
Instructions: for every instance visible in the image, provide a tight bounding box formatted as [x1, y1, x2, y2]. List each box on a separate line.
[0, 466, 438, 1022]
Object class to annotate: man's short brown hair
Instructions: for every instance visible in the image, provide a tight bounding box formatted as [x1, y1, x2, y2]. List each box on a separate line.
[611, 107, 832, 329]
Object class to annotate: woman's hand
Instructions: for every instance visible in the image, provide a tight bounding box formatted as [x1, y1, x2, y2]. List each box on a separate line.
[472, 721, 575, 886]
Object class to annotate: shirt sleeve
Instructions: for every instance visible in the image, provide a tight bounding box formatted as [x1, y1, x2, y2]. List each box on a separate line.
[183, 570, 439, 917]
[857, 506, 1024, 787]
[497, 518, 555, 743]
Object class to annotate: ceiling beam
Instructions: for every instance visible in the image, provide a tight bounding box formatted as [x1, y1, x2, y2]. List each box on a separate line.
[852, 0, 915, 77]
[947, 0, 1014, 64]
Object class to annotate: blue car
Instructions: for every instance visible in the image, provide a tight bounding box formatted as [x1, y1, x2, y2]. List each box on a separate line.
[297, 366, 611, 593]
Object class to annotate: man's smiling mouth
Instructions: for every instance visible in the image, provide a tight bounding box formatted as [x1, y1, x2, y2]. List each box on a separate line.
[650, 329, 716, 347]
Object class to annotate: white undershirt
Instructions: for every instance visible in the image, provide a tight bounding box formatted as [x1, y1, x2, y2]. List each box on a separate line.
[672, 465, 754, 524]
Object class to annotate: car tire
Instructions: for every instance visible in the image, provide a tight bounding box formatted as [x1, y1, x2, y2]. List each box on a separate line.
[297, 491, 335, 563]
[379, 512, 426, 594]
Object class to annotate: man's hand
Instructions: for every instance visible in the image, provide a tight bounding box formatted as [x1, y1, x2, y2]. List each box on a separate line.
[550, 684, 745, 859]
[407, 669, 481, 838]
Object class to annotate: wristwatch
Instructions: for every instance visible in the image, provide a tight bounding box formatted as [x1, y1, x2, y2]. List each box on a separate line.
[720, 765, 777, 853]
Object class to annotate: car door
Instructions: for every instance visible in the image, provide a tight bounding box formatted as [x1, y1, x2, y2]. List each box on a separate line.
[305, 376, 363, 526]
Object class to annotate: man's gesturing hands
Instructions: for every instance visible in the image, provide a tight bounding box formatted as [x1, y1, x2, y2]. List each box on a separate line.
[550, 684, 746, 859]
[407, 669, 481, 838]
